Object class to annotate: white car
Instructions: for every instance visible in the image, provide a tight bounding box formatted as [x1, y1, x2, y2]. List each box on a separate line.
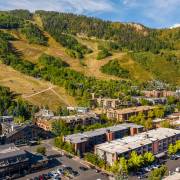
[175, 154, 180, 158]
[175, 167, 180, 172]
[144, 167, 151, 172]
[56, 168, 63, 175]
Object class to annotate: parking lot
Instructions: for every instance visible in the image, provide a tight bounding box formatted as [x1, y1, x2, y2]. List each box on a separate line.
[16, 139, 180, 180]
[17, 139, 109, 180]
[128, 158, 180, 180]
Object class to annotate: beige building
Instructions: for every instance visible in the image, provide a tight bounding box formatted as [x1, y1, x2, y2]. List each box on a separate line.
[96, 97, 121, 109]
[143, 90, 176, 98]
[106, 106, 155, 121]
[35, 111, 100, 131]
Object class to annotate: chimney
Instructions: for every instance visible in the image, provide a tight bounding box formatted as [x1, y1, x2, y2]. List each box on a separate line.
[106, 129, 114, 142]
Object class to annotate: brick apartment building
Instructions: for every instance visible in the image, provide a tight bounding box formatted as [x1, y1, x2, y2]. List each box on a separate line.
[63, 123, 143, 155]
[106, 106, 155, 121]
[95, 128, 180, 165]
[35, 111, 100, 131]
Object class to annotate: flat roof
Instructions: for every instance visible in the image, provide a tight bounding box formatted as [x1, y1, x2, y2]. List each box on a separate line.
[0, 144, 27, 160]
[107, 106, 155, 115]
[64, 123, 143, 144]
[60, 112, 98, 121]
[152, 118, 166, 123]
[42, 112, 98, 122]
[96, 128, 180, 154]
[97, 97, 120, 101]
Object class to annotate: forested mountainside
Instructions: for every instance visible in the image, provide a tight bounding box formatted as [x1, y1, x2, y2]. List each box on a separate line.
[0, 9, 179, 108]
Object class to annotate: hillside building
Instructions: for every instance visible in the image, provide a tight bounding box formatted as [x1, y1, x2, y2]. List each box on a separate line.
[142, 90, 176, 98]
[132, 96, 167, 105]
[106, 106, 155, 121]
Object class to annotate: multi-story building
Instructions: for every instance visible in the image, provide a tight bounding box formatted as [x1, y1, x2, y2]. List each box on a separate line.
[63, 123, 143, 155]
[67, 107, 89, 113]
[142, 90, 176, 98]
[106, 106, 155, 121]
[96, 97, 121, 109]
[0, 116, 14, 123]
[95, 128, 180, 165]
[0, 143, 29, 178]
[0, 143, 49, 179]
[167, 113, 180, 121]
[0, 124, 51, 145]
[132, 96, 167, 105]
[34, 109, 54, 119]
[35, 112, 100, 131]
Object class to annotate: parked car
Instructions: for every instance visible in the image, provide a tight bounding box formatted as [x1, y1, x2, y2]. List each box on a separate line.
[53, 176, 61, 180]
[47, 172, 54, 178]
[64, 166, 73, 171]
[66, 154, 73, 159]
[57, 168, 64, 175]
[170, 155, 178, 160]
[175, 153, 180, 158]
[175, 167, 180, 172]
[79, 166, 88, 171]
[144, 166, 151, 172]
[72, 170, 79, 176]
[95, 169, 101, 173]
[138, 174, 148, 179]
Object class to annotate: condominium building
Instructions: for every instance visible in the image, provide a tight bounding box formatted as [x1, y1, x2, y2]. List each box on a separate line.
[96, 97, 121, 109]
[63, 123, 143, 155]
[132, 96, 167, 105]
[67, 107, 89, 113]
[95, 128, 180, 165]
[35, 112, 100, 131]
[142, 90, 176, 98]
[106, 106, 155, 121]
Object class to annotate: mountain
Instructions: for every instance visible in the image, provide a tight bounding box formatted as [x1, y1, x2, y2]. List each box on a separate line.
[0, 9, 179, 109]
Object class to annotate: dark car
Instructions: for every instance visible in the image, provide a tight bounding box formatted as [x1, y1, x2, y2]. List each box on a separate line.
[79, 166, 88, 171]
[66, 154, 73, 159]
[170, 155, 178, 160]
[64, 166, 73, 171]
[42, 174, 49, 180]
[72, 170, 79, 176]
[95, 169, 101, 173]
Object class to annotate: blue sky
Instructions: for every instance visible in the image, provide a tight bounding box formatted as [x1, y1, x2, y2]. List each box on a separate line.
[0, 0, 179, 28]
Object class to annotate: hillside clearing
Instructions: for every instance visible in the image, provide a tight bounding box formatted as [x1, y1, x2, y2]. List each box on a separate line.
[0, 63, 76, 110]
